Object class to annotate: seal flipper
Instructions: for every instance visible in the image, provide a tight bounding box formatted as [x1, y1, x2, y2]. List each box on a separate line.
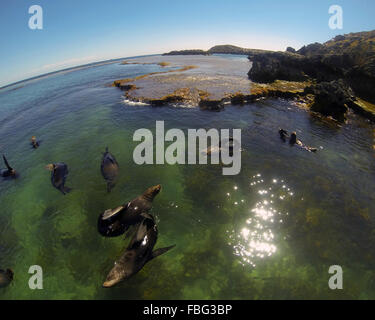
[107, 181, 116, 193]
[3, 155, 12, 171]
[58, 186, 71, 195]
[102, 203, 128, 221]
[63, 186, 72, 194]
[149, 245, 176, 261]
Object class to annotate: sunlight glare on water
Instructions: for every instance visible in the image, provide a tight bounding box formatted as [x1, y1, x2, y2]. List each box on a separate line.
[228, 174, 294, 267]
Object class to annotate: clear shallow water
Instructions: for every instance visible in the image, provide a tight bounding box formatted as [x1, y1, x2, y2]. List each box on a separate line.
[0, 55, 374, 299]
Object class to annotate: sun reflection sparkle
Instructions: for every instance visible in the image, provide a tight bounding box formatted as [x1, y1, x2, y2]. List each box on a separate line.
[227, 176, 294, 267]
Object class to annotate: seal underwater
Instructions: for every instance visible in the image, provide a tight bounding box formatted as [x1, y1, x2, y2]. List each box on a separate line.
[98, 184, 162, 237]
[46, 162, 71, 195]
[101, 147, 119, 193]
[1, 155, 17, 179]
[103, 212, 175, 288]
[0, 269, 14, 288]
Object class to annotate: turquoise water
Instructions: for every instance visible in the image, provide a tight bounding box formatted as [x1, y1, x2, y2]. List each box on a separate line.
[0, 55, 374, 299]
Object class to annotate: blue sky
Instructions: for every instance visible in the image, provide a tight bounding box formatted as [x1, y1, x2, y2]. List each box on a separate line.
[0, 0, 374, 87]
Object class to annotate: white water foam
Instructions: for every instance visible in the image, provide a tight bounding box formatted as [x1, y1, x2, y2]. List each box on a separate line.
[122, 98, 150, 106]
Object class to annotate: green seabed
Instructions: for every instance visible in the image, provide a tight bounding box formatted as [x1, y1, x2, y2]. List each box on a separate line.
[0, 55, 374, 299]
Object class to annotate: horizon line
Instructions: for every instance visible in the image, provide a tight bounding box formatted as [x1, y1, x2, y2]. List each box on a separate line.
[0, 53, 164, 90]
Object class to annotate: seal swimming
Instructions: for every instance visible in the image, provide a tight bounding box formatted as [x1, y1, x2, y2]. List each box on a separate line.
[45, 162, 71, 195]
[1, 155, 17, 179]
[98, 184, 162, 237]
[289, 132, 317, 152]
[279, 129, 317, 153]
[30, 136, 40, 149]
[103, 212, 175, 288]
[279, 128, 289, 141]
[101, 147, 119, 193]
[0, 269, 14, 288]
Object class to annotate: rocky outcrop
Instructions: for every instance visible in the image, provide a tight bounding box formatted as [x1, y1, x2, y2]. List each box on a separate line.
[228, 81, 310, 105]
[248, 51, 309, 83]
[248, 51, 346, 84]
[199, 98, 224, 111]
[247, 30, 375, 121]
[296, 31, 375, 103]
[113, 82, 137, 91]
[301, 79, 375, 122]
[303, 80, 353, 121]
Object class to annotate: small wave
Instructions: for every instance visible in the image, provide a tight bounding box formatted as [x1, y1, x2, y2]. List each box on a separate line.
[169, 102, 196, 109]
[122, 98, 150, 106]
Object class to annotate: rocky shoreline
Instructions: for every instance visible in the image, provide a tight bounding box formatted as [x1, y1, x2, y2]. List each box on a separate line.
[113, 31, 375, 122]
[247, 31, 375, 121]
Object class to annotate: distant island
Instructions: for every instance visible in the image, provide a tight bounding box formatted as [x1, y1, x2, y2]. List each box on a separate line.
[163, 49, 210, 56]
[163, 45, 270, 56]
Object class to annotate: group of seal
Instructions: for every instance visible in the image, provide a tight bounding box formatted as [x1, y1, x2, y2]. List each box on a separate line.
[1, 137, 41, 286]
[1, 154, 17, 287]
[98, 184, 175, 288]
[1, 136, 42, 181]
[0, 141, 121, 287]
[44, 147, 119, 196]
[1, 126, 318, 290]
[1, 137, 174, 289]
[279, 129, 318, 153]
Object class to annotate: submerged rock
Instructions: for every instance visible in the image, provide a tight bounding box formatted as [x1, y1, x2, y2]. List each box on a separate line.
[114, 83, 137, 91]
[199, 98, 224, 111]
[230, 92, 246, 105]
